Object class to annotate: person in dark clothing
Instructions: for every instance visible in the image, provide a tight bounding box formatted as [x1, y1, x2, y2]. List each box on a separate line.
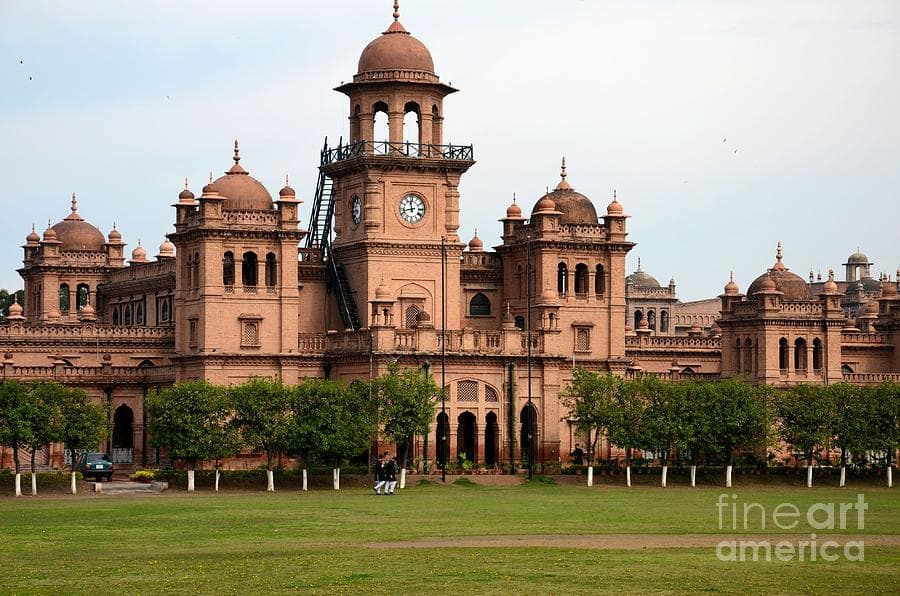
[373, 453, 386, 495]
[384, 456, 398, 495]
[570, 444, 585, 466]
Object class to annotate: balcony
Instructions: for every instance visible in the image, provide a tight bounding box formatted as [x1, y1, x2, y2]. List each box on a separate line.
[321, 140, 474, 165]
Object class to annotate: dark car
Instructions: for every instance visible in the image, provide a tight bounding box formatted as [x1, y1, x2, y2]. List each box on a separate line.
[76, 452, 114, 481]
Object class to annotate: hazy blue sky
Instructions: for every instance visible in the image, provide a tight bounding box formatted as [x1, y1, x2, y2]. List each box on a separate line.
[1, 0, 898, 300]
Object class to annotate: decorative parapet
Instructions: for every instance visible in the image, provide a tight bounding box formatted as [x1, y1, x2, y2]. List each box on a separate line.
[301, 328, 544, 357]
[624, 370, 721, 382]
[0, 363, 175, 385]
[840, 332, 891, 344]
[0, 323, 175, 341]
[625, 335, 721, 350]
[322, 140, 473, 164]
[842, 372, 900, 385]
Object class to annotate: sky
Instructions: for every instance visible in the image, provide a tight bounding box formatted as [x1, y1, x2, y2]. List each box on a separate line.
[1, 0, 898, 301]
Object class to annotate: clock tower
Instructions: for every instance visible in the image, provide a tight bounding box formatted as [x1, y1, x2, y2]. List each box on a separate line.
[320, 1, 474, 331]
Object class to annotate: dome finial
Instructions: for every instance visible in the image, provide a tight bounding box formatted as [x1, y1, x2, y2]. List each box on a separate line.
[184, 177, 189, 190]
[285, 174, 290, 187]
[209, 171, 213, 183]
[233, 139, 240, 164]
[772, 241, 786, 271]
[393, 0, 400, 21]
[555, 157, 572, 190]
[560, 157, 567, 179]
[512, 192, 516, 204]
[637, 257, 642, 271]
[71, 193, 78, 212]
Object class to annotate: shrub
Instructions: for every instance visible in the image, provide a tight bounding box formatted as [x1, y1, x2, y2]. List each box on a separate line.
[130, 470, 155, 483]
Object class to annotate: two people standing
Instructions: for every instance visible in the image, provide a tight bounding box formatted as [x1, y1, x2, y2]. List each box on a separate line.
[373, 452, 398, 495]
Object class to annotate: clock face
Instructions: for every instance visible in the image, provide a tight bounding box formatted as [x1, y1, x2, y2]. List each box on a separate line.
[350, 196, 362, 225]
[399, 194, 426, 223]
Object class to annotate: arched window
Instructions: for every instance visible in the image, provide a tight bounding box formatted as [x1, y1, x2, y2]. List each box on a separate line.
[812, 338, 823, 371]
[405, 304, 420, 328]
[484, 412, 499, 466]
[160, 299, 170, 322]
[469, 293, 491, 316]
[634, 310, 643, 329]
[841, 364, 854, 374]
[373, 101, 389, 149]
[794, 338, 807, 371]
[557, 263, 568, 295]
[403, 101, 420, 153]
[112, 307, 120, 326]
[574, 263, 589, 295]
[124, 305, 133, 326]
[242, 251, 258, 287]
[660, 310, 669, 333]
[76, 284, 89, 311]
[779, 338, 789, 370]
[135, 303, 144, 325]
[431, 105, 441, 145]
[647, 310, 656, 330]
[595, 264, 605, 295]
[265, 252, 277, 287]
[514, 316, 525, 330]
[436, 411, 449, 468]
[520, 404, 538, 465]
[457, 412, 477, 463]
[223, 251, 235, 286]
[59, 284, 70, 313]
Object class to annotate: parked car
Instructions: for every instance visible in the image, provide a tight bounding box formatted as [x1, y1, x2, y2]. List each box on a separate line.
[75, 452, 114, 481]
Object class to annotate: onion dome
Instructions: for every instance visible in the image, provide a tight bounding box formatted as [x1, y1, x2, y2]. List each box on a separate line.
[506, 195, 522, 218]
[25, 225, 40, 244]
[538, 287, 557, 304]
[157, 239, 175, 259]
[467, 229, 483, 252]
[823, 269, 839, 294]
[638, 317, 650, 330]
[7, 297, 23, 319]
[536, 195, 556, 212]
[131, 241, 149, 263]
[42, 223, 57, 241]
[108, 225, 122, 243]
[531, 158, 598, 224]
[864, 300, 879, 316]
[626, 258, 661, 288]
[747, 242, 811, 300]
[724, 271, 739, 295]
[209, 141, 273, 210]
[843, 315, 858, 332]
[177, 178, 195, 203]
[357, 2, 435, 76]
[279, 175, 296, 198]
[374, 277, 392, 300]
[759, 274, 777, 292]
[606, 190, 624, 215]
[50, 194, 106, 251]
[78, 302, 96, 321]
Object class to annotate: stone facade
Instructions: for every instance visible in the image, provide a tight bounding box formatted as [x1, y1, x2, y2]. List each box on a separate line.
[2, 6, 899, 472]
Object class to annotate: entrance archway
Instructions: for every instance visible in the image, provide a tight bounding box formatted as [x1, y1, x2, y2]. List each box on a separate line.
[457, 412, 477, 464]
[520, 404, 537, 466]
[112, 404, 134, 464]
[484, 412, 499, 466]
[436, 412, 449, 468]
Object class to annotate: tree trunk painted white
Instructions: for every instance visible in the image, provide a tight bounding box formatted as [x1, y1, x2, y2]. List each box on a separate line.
[806, 465, 813, 488]
[889, 466, 893, 489]
[70, 471, 77, 495]
[840, 466, 847, 487]
[626, 465, 632, 487]
[187, 470, 195, 492]
[690, 465, 697, 487]
[302, 468, 308, 491]
[214, 470, 220, 492]
[400, 468, 406, 489]
[31, 473, 37, 496]
[661, 465, 668, 488]
[332, 468, 340, 491]
[587, 466, 594, 487]
[14, 473, 22, 497]
[266, 470, 275, 492]
[725, 465, 733, 488]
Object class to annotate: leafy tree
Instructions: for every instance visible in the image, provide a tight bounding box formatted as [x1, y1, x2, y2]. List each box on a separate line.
[0, 380, 35, 496]
[230, 378, 294, 491]
[705, 378, 771, 487]
[637, 376, 691, 487]
[870, 381, 900, 487]
[827, 383, 870, 486]
[370, 363, 437, 471]
[292, 378, 374, 488]
[146, 381, 240, 492]
[607, 378, 649, 487]
[680, 381, 715, 486]
[22, 383, 61, 495]
[560, 369, 622, 468]
[777, 384, 834, 487]
[54, 384, 106, 494]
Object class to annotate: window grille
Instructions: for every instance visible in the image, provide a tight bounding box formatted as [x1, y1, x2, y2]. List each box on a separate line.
[457, 380, 478, 402]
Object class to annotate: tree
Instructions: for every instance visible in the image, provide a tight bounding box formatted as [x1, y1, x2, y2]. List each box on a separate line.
[560, 369, 622, 486]
[827, 383, 870, 487]
[680, 381, 714, 487]
[705, 379, 771, 487]
[777, 384, 834, 487]
[146, 381, 240, 492]
[370, 362, 437, 487]
[54, 384, 106, 494]
[638, 376, 691, 487]
[22, 383, 60, 496]
[870, 381, 900, 488]
[292, 378, 373, 490]
[0, 380, 35, 496]
[230, 378, 294, 492]
[607, 379, 648, 487]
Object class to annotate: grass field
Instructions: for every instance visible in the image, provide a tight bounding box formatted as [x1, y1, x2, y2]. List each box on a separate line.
[2, 479, 898, 594]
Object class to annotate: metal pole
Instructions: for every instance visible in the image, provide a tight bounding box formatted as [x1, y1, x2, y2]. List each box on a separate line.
[441, 236, 447, 483]
[422, 360, 430, 474]
[526, 232, 533, 481]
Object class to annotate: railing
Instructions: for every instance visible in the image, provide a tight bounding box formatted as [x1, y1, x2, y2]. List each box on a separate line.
[625, 335, 721, 349]
[843, 372, 900, 384]
[112, 448, 133, 464]
[321, 140, 474, 164]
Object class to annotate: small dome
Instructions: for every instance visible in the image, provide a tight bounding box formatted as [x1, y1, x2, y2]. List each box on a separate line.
[357, 7, 435, 75]
[536, 196, 556, 212]
[626, 258, 661, 288]
[531, 159, 598, 224]
[108, 226, 122, 242]
[178, 179, 195, 203]
[846, 251, 869, 265]
[724, 272, 739, 296]
[864, 300, 879, 316]
[42, 225, 57, 241]
[158, 239, 175, 258]
[25, 226, 40, 244]
[50, 194, 106, 251]
[131, 243, 148, 262]
[467, 230, 483, 252]
[639, 317, 650, 330]
[539, 287, 557, 304]
[823, 270, 839, 294]
[80, 302, 95, 316]
[279, 176, 296, 198]
[210, 141, 274, 211]
[606, 190, 624, 215]
[506, 197, 522, 219]
[8, 298, 23, 317]
[374, 280, 392, 300]
[747, 243, 811, 300]
[759, 275, 777, 292]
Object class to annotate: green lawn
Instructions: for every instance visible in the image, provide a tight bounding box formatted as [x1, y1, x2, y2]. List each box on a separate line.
[2, 481, 898, 594]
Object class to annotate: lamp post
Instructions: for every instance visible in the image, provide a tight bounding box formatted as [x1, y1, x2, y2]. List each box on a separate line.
[525, 229, 533, 481]
[440, 236, 447, 484]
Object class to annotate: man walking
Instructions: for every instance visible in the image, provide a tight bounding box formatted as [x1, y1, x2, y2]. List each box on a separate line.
[373, 453, 386, 495]
[384, 455, 398, 495]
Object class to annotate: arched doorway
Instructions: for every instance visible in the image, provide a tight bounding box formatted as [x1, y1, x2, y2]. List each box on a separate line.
[484, 412, 499, 466]
[436, 412, 449, 469]
[457, 412, 477, 464]
[520, 404, 537, 466]
[112, 404, 134, 464]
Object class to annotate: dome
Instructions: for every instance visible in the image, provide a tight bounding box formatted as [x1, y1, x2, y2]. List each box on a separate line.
[467, 230, 483, 252]
[158, 239, 175, 258]
[210, 141, 273, 211]
[823, 271, 839, 294]
[606, 190, 624, 215]
[531, 159, 598, 225]
[8, 298, 23, 317]
[374, 279, 392, 300]
[859, 276, 882, 293]
[506, 197, 522, 219]
[724, 272, 739, 296]
[108, 227, 122, 242]
[42, 225, 57, 241]
[846, 251, 869, 264]
[50, 194, 105, 252]
[626, 258, 661, 288]
[131, 243, 148, 262]
[535, 196, 556, 212]
[279, 175, 296, 198]
[538, 287, 557, 304]
[357, 7, 435, 75]
[746, 243, 812, 300]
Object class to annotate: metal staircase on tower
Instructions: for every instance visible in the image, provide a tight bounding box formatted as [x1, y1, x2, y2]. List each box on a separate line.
[305, 137, 361, 331]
